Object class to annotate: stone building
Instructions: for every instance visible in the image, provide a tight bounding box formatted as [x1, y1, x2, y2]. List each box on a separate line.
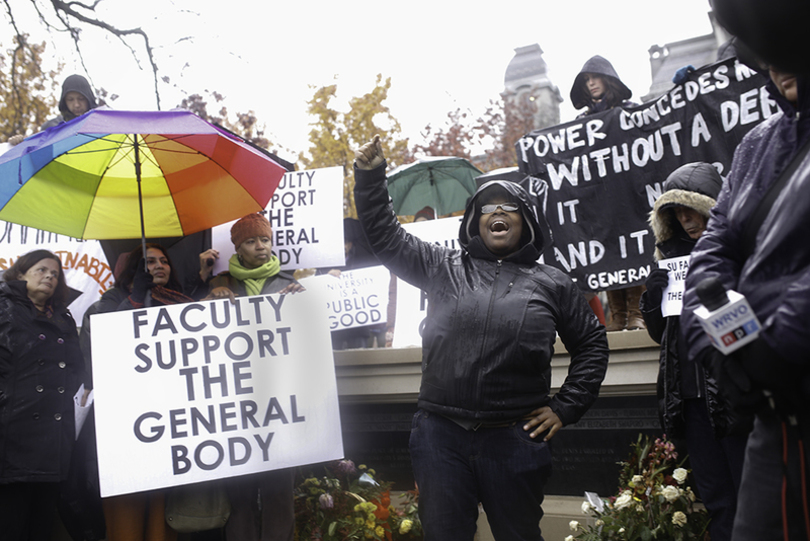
[502, 44, 563, 131]
[642, 11, 734, 101]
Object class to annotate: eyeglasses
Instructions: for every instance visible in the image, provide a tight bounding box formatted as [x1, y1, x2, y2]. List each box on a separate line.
[481, 203, 519, 214]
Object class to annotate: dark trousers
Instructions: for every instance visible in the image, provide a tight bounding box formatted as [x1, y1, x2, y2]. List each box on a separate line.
[409, 410, 552, 541]
[224, 469, 295, 541]
[683, 398, 748, 541]
[0, 482, 60, 541]
[732, 411, 810, 541]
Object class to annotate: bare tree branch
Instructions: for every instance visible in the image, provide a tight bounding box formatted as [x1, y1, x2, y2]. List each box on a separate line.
[48, 0, 161, 108]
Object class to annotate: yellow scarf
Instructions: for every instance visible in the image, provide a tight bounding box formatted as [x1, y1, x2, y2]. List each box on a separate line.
[228, 254, 280, 297]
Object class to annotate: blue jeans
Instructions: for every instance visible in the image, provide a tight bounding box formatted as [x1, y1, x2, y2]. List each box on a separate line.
[409, 409, 553, 541]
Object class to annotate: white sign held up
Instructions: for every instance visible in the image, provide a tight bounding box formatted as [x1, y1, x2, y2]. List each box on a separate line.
[0, 220, 112, 321]
[91, 291, 343, 497]
[659, 256, 690, 317]
[392, 217, 463, 348]
[211, 167, 345, 272]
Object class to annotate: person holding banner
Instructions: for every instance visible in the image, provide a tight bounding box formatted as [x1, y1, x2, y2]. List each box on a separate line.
[570, 55, 645, 332]
[354, 135, 609, 541]
[570, 55, 636, 118]
[0, 249, 89, 541]
[640, 162, 748, 541]
[190, 212, 301, 541]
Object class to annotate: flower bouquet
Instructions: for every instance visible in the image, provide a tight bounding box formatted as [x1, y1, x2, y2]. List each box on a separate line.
[294, 460, 422, 541]
[569, 434, 709, 541]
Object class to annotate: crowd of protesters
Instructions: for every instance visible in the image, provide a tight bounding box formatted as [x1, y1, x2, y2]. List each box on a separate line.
[2, 2, 810, 539]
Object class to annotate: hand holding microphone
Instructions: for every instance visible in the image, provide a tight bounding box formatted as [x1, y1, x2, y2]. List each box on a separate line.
[694, 276, 761, 354]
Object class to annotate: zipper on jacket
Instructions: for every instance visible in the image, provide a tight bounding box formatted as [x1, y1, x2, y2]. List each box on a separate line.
[475, 260, 502, 409]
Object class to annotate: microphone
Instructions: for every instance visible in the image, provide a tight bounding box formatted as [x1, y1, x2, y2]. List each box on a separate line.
[693, 277, 761, 354]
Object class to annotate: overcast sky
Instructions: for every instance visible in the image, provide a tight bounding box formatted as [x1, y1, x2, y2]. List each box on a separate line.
[3, 0, 716, 161]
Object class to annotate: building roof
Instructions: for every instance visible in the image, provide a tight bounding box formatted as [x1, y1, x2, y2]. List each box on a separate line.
[504, 44, 556, 93]
[642, 12, 734, 102]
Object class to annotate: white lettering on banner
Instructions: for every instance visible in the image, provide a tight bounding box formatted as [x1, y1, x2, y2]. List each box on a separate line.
[586, 265, 652, 290]
[541, 123, 682, 190]
[91, 291, 342, 497]
[720, 86, 779, 132]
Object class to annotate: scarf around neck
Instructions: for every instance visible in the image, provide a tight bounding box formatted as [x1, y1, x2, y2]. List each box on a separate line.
[228, 253, 281, 296]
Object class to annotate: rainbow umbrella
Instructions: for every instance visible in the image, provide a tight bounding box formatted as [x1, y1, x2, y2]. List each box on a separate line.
[0, 108, 285, 252]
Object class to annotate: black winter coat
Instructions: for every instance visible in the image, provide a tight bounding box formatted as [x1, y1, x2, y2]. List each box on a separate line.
[682, 78, 810, 372]
[0, 281, 86, 483]
[354, 163, 609, 424]
[640, 163, 728, 437]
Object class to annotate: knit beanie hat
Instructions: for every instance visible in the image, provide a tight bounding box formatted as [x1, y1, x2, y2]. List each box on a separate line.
[231, 213, 273, 248]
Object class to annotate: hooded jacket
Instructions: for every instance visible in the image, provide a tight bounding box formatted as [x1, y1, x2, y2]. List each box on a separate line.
[682, 76, 810, 402]
[0, 280, 86, 483]
[354, 163, 608, 424]
[641, 163, 729, 438]
[570, 55, 633, 114]
[41, 74, 98, 130]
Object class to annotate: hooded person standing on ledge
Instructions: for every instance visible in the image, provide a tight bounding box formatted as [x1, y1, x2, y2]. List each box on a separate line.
[354, 135, 609, 541]
[640, 162, 748, 541]
[570, 55, 644, 332]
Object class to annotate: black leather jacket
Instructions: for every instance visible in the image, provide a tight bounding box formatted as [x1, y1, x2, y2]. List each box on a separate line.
[354, 163, 608, 424]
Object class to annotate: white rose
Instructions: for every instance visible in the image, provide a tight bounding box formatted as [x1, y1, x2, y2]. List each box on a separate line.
[632, 474, 643, 485]
[673, 468, 688, 484]
[661, 485, 680, 502]
[569, 520, 580, 531]
[614, 490, 634, 510]
[672, 511, 688, 527]
[619, 527, 626, 534]
[565, 536, 575, 541]
[581, 500, 592, 514]
[596, 519, 605, 527]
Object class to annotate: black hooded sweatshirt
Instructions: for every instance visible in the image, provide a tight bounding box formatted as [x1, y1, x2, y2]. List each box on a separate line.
[41, 74, 98, 130]
[354, 163, 608, 425]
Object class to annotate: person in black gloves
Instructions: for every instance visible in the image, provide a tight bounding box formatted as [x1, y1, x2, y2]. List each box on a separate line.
[641, 163, 748, 541]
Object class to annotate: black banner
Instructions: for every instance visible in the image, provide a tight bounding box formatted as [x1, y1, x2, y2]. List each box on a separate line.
[517, 58, 772, 291]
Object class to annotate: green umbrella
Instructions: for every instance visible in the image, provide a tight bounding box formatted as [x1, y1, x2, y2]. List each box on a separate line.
[386, 156, 482, 216]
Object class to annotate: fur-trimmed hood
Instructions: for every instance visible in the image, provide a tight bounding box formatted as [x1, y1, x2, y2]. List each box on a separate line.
[650, 162, 722, 260]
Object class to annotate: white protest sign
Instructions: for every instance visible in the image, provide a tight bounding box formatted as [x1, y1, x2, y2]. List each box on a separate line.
[392, 217, 463, 348]
[212, 167, 345, 272]
[91, 291, 343, 497]
[0, 221, 112, 321]
[327, 266, 389, 331]
[660, 256, 690, 317]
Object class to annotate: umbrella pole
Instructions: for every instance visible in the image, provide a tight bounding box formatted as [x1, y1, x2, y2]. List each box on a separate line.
[134, 136, 147, 271]
[134, 135, 152, 307]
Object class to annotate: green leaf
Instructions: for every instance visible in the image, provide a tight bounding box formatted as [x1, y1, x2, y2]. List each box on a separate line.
[328, 521, 337, 537]
[640, 525, 652, 541]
